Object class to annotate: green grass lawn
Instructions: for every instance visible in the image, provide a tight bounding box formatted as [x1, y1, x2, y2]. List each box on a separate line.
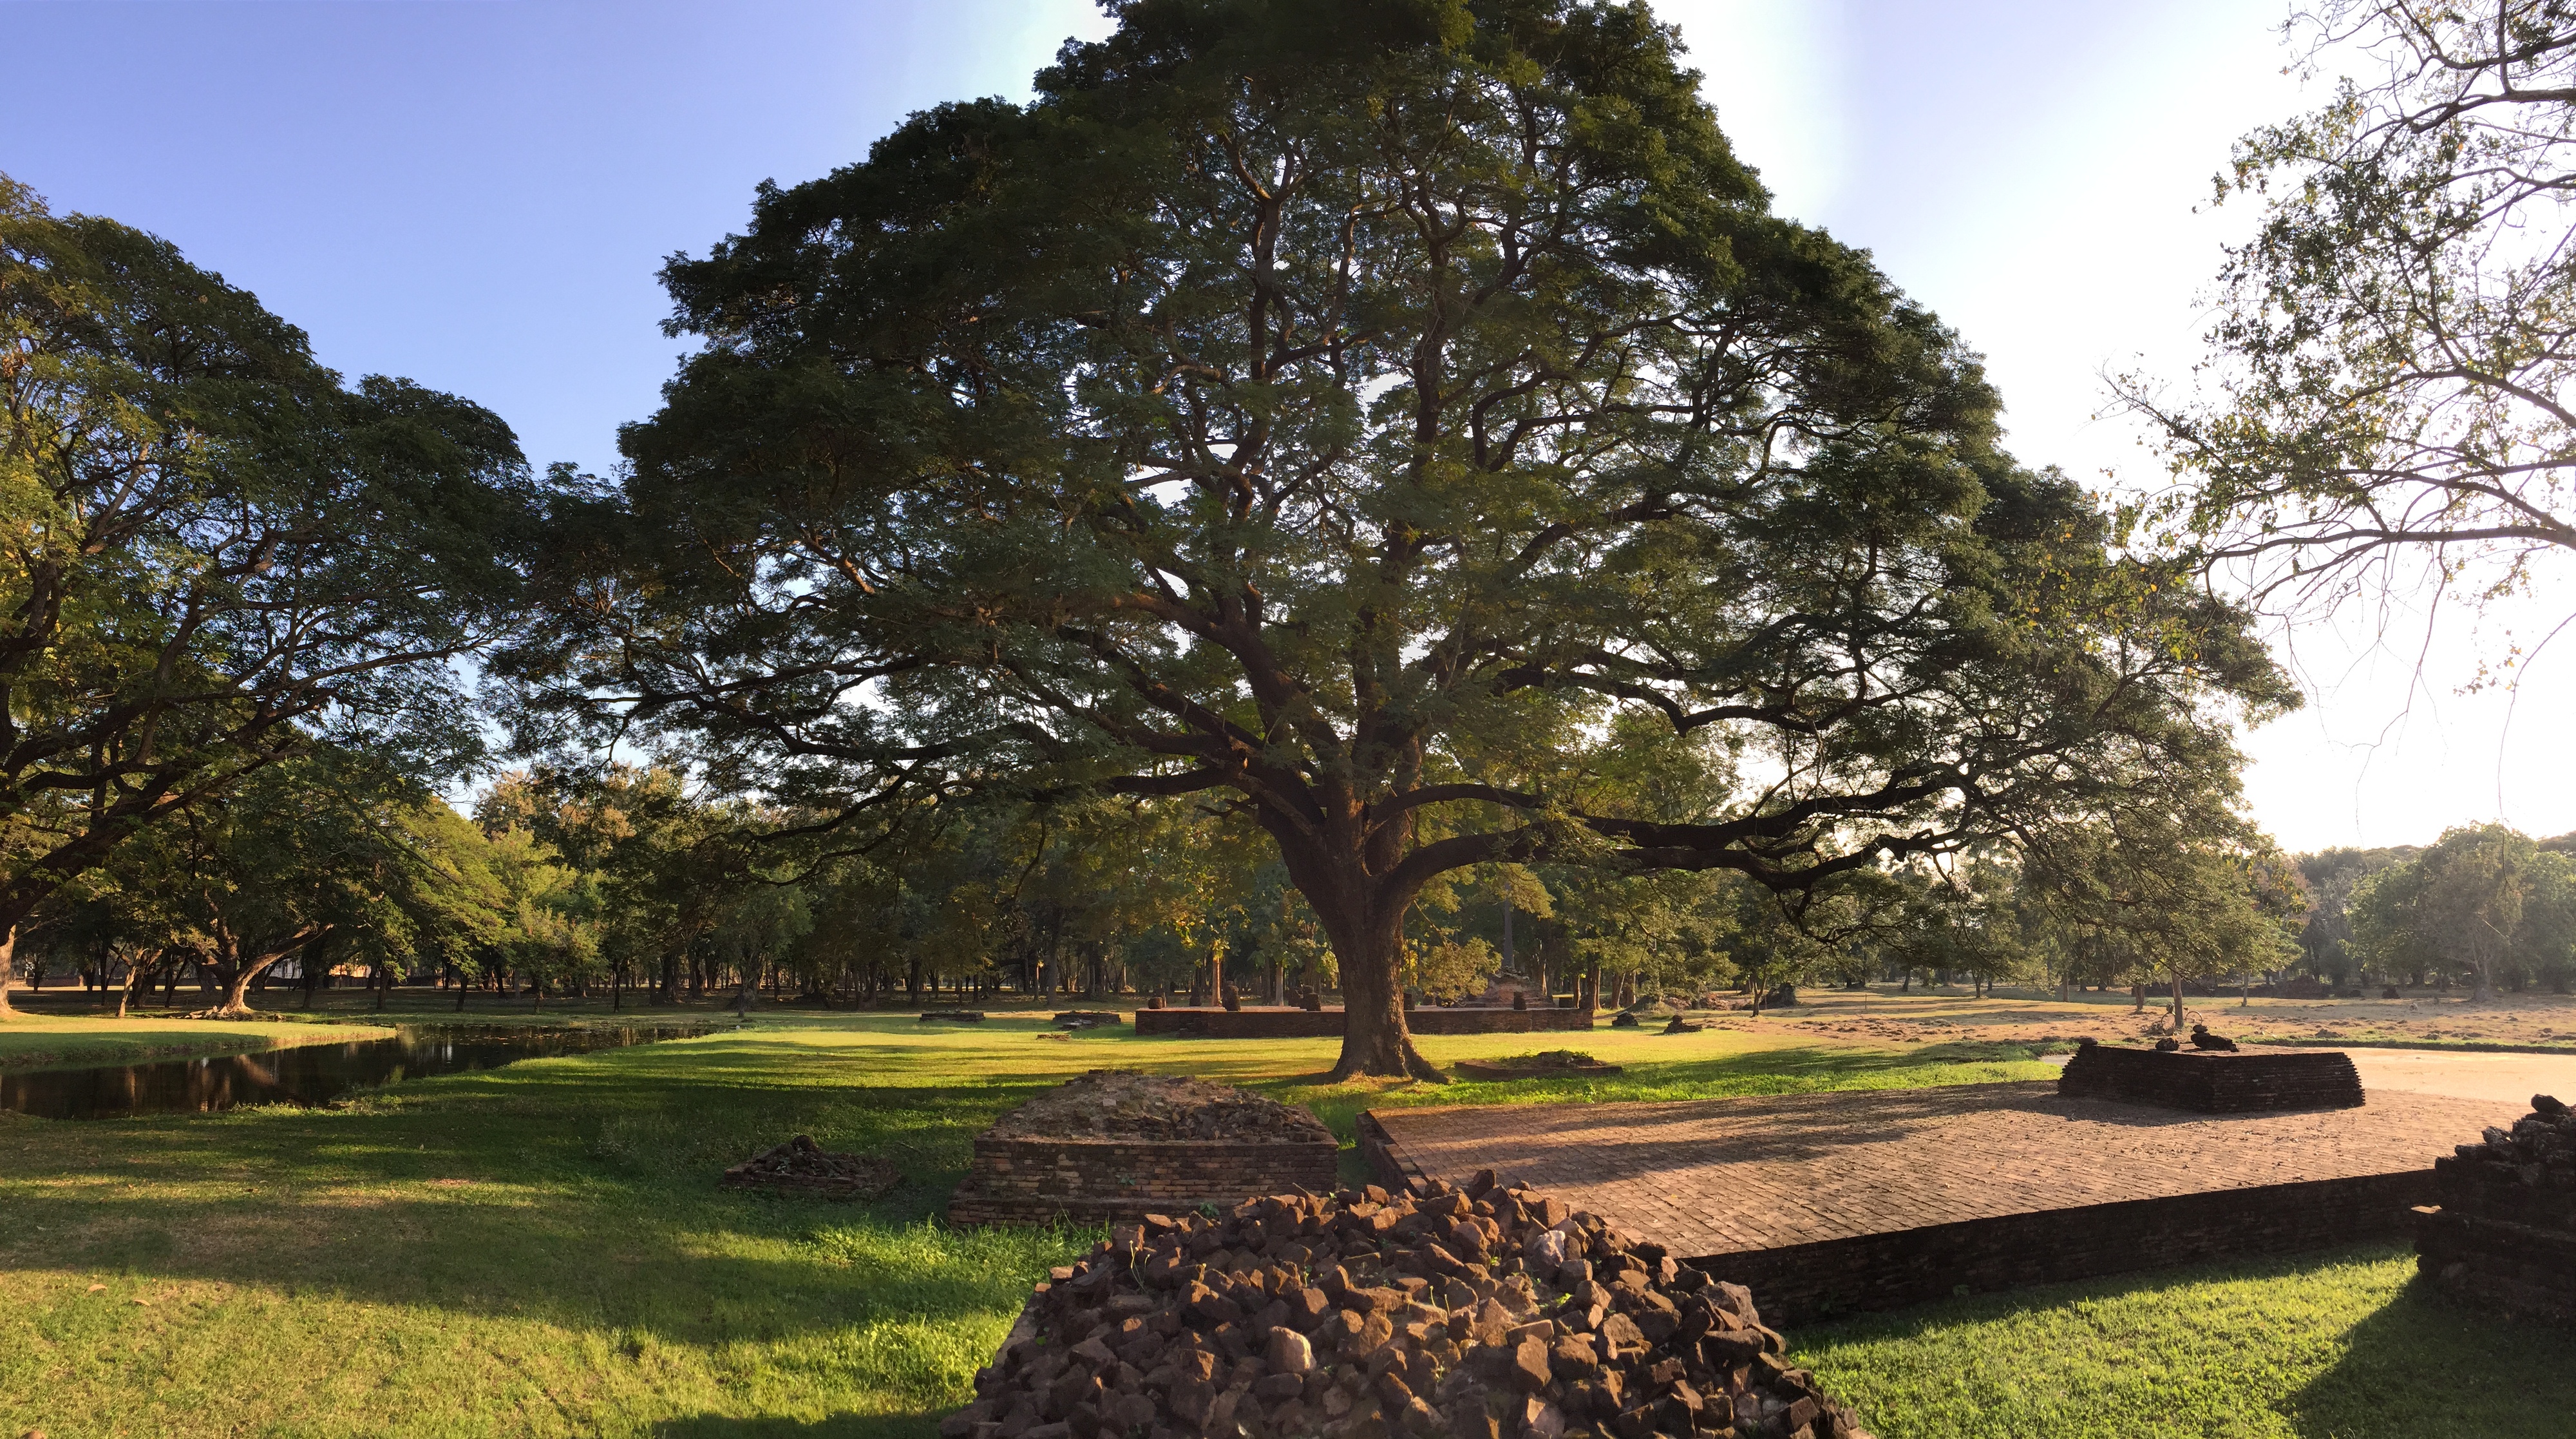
[0, 1013, 2563, 1437]
[1794, 1244, 2576, 1438]
[0, 1014, 398, 1072]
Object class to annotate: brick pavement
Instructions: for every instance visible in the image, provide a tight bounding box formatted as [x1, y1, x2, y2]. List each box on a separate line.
[1367, 1080, 2512, 1261]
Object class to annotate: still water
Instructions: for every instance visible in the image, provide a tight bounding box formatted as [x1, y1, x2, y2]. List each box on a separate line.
[0, 1024, 713, 1120]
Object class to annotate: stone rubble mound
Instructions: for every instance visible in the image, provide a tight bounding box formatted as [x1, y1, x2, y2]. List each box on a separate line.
[946, 1170, 1871, 1439]
[2418, 1093, 2576, 1321]
[720, 1134, 902, 1199]
[992, 1070, 1334, 1145]
[2451, 1093, 2576, 1179]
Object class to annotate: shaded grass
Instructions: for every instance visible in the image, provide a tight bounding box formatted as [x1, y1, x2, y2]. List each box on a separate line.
[1792, 1243, 2576, 1438]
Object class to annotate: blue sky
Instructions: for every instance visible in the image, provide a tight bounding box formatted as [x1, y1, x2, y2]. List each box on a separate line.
[8, 0, 2567, 850]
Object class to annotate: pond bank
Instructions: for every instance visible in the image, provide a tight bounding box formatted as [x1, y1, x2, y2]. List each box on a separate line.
[0, 1016, 398, 1074]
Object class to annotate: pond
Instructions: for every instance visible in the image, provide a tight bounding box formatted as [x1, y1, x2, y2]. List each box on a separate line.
[0, 1024, 715, 1120]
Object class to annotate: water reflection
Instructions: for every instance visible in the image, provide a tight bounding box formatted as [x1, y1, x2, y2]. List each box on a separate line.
[0, 1025, 713, 1120]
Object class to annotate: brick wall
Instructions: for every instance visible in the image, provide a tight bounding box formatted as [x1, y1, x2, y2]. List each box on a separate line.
[1690, 1170, 2434, 1324]
[2412, 1152, 2576, 1322]
[1132, 1006, 1595, 1038]
[2058, 1044, 2363, 1112]
[947, 1136, 1338, 1226]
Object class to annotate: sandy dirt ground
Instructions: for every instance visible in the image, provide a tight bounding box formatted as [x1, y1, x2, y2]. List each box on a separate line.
[2338, 1049, 2576, 1105]
[1672, 984, 2576, 1053]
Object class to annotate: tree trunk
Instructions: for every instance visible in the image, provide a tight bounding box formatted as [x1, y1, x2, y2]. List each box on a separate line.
[0, 922, 18, 1017]
[2171, 969, 2186, 1028]
[1331, 929, 1438, 1080]
[1311, 903, 1441, 1082]
[209, 930, 328, 1018]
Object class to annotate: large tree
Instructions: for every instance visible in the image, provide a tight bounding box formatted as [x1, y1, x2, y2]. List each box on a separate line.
[510, 0, 2286, 1076]
[0, 177, 546, 1012]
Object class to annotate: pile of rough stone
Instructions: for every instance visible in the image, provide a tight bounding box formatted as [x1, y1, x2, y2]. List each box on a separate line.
[946, 1170, 1870, 1439]
[992, 1071, 1336, 1145]
[2417, 1093, 2576, 1321]
[721, 1134, 902, 1199]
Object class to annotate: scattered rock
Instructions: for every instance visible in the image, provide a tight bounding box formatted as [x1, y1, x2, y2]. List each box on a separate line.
[946, 1173, 1874, 1439]
[1452, 1052, 1622, 1082]
[1054, 1011, 1122, 1031]
[2153, 1038, 2181, 1053]
[986, 1070, 1334, 1145]
[920, 1010, 987, 1023]
[2188, 1025, 2240, 1053]
[721, 1134, 902, 1200]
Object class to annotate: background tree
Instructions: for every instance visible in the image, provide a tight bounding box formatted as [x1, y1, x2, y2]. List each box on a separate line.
[2123, 0, 2576, 645]
[509, 0, 2287, 1076]
[2291, 844, 2415, 984]
[2020, 810, 2302, 1026]
[0, 176, 546, 1012]
[2351, 823, 2576, 998]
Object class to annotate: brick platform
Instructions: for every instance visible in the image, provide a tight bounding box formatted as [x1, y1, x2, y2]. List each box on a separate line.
[1132, 1005, 1594, 1038]
[947, 1135, 1337, 1226]
[2060, 1044, 2363, 1110]
[1363, 1081, 2512, 1322]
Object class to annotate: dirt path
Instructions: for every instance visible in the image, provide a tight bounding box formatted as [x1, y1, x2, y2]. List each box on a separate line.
[2344, 1049, 2576, 1106]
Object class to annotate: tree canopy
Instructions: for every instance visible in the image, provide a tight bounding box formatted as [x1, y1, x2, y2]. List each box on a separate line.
[0, 175, 551, 1011]
[2123, 0, 2576, 646]
[506, 0, 2291, 1075]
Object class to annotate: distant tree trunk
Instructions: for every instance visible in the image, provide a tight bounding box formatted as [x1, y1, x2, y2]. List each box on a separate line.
[612, 962, 623, 1011]
[210, 928, 328, 1018]
[303, 939, 327, 1016]
[2171, 969, 2186, 1028]
[0, 922, 20, 1017]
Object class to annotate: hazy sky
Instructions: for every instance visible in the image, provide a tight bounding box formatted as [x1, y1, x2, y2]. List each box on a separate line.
[6, 0, 2568, 852]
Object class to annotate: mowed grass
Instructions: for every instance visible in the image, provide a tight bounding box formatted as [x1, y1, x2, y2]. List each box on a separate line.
[0, 1011, 2562, 1437]
[0, 1013, 397, 1071]
[1794, 1244, 2576, 1438]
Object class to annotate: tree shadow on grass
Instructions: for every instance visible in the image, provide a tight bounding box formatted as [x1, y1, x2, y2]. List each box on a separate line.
[0, 1035, 1094, 1345]
[1790, 1243, 2576, 1439]
[2284, 1272, 2576, 1437]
